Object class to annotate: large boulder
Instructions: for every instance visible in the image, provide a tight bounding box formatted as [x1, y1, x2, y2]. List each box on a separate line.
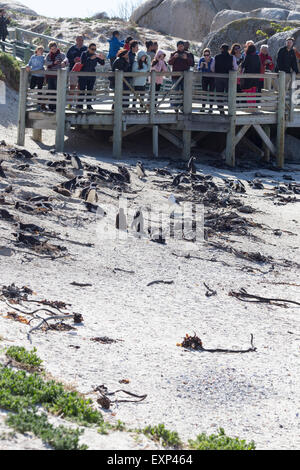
[130, 0, 296, 42]
[211, 8, 291, 32]
[202, 18, 300, 56]
[0, 2, 37, 15]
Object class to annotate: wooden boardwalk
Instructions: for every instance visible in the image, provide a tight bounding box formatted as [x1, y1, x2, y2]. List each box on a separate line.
[17, 68, 300, 167]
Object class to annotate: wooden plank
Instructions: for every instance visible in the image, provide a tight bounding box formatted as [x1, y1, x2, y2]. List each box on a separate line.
[153, 125, 159, 157]
[225, 71, 237, 166]
[113, 70, 123, 159]
[276, 71, 286, 168]
[17, 67, 28, 146]
[158, 127, 183, 149]
[55, 69, 68, 152]
[235, 125, 251, 146]
[262, 125, 271, 162]
[253, 124, 276, 156]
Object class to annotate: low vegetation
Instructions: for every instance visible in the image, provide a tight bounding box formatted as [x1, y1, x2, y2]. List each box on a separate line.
[0, 346, 255, 450]
[0, 52, 20, 90]
[256, 22, 294, 40]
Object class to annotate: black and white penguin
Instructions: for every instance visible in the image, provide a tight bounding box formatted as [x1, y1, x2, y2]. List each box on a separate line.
[136, 161, 146, 179]
[116, 208, 127, 231]
[131, 209, 144, 234]
[71, 154, 83, 170]
[118, 165, 131, 183]
[187, 156, 197, 174]
[0, 160, 6, 179]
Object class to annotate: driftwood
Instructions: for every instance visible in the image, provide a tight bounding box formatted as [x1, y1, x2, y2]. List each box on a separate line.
[172, 251, 231, 267]
[147, 280, 174, 287]
[229, 288, 300, 307]
[95, 384, 147, 409]
[113, 267, 135, 274]
[178, 333, 256, 353]
[70, 281, 93, 287]
[27, 314, 76, 342]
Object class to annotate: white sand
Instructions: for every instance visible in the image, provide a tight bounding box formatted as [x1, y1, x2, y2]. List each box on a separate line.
[0, 90, 300, 450]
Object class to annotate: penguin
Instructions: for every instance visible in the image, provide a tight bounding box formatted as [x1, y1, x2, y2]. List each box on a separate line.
[16, 222, 44, 234]
[85, 185, 98, 204]
[187, 156, 197, 174]
[52, 186, 72, 198]
[0, 160, 6, 179]
[155, 168, 171, 176]
[85, 202, 104, 214]
[116, 208, 127, 231]
[192, 183, 208, 194]
[117, 165, 131, 183]
[62, 176, 81, 191]
[28, 196, 50, 203]
[71, 154, 83, 170]
[13, 232, 41, 247]
[150, 227, 166, 245]
[136, 161, 146, 179]
[131, 209, 144, 234]
[0, 208, 14, 220]
[17, 164, 30, 171]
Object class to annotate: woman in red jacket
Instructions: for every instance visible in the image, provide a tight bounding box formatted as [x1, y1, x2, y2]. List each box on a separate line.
[258, 45, 274, 92]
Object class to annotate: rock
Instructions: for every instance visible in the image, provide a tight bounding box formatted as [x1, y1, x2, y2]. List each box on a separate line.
[202, 18, 300, 56]
[131, 0, 295, 42]
[211, 8, 291, 32]
[0, 1, 37, 16]
[267, 28, 300, 61]
[284, 134, 300, 162]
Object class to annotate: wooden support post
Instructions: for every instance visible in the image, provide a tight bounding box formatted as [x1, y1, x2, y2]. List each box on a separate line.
[150, 70, 156, 124]
[153, 125, 158, 157]
[55, 68, 68, 152]
[253, 124, 276, 156]
[262, 125, 271, 162]
[289, 71, 296, 123]
[32, 129, 42, 143]
[17, 67, 29, 146]
[225, 71, 237, 167]
[182, 71, 193, 161]
[113, 70, 123, 159]
[276, 71, 286, 168]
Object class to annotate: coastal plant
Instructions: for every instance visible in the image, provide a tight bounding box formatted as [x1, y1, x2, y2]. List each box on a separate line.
[6, 346, 43, 370]
[6, 410, 87, 450]
[0, 52, 20, 90]
[139, 424, 183, 448]
[188, 427, 256, 450]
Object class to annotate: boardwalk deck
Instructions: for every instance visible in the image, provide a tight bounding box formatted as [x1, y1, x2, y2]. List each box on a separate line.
[17, 68, 300, 167]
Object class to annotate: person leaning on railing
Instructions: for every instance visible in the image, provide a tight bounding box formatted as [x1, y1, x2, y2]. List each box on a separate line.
[66, 35, 87, 71]
[77, 43, 105, 110]
[26, 46, 45, 111]
[230, 44, 243, 92]
[198, 48, 215, 112]
[151, 50, 168, 92]
[168, 40, 194, 109]
[275, 37, 299, 90]
[45, 41, 68, 112]
[0, 8, 10, 51]
[258, 45, 274, 92]
[214, 43, 238, 115]
[132, 50, 151, 110]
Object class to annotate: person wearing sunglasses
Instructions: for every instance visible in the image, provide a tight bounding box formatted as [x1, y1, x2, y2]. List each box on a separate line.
[198, 48, 215, 112]
[230, 43, 243, 92]
[78, 43, 105, 110]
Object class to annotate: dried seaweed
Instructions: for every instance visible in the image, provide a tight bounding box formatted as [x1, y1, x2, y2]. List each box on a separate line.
[177, 333, 256, 353]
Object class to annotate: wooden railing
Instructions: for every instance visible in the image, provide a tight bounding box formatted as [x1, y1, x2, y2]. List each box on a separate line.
[18, 68, 300, 165]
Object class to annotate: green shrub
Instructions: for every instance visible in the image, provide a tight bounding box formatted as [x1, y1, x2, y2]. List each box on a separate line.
[140, 424, 182, 448]
[188, 427, 256, 450]
[7, 410, 87, 450]
[0, 52, 20, 90]
[6, 346, 43, 370]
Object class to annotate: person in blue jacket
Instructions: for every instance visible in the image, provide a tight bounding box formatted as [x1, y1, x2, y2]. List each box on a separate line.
[78, 43, 105, 110]
[107, 30, 124, 68]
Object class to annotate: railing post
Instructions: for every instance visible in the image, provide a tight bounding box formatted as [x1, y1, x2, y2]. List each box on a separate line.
[152, 125, 159, 157]
[150, 70, 156, 123]
[182, 71, 193, 161]
[55, 68, 68, 152]
[113, 70, 123, 159]
[225, 70, 238, 167]
[289, 71, 296, 123]
[17, 67, 29, 146]
[276, 71, 286, 168]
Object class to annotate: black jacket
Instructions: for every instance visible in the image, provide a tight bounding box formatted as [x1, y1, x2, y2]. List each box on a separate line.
[67, 45, 87, 70]
[80, 51, 105, 72]
[276, 46, 299, 74]
[214, 52, 234, 74]
[242, 53, 261, 89]
[0, 15, 10, 36]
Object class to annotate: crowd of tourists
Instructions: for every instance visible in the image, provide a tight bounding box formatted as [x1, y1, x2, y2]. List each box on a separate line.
[16, 20, 300, 112]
